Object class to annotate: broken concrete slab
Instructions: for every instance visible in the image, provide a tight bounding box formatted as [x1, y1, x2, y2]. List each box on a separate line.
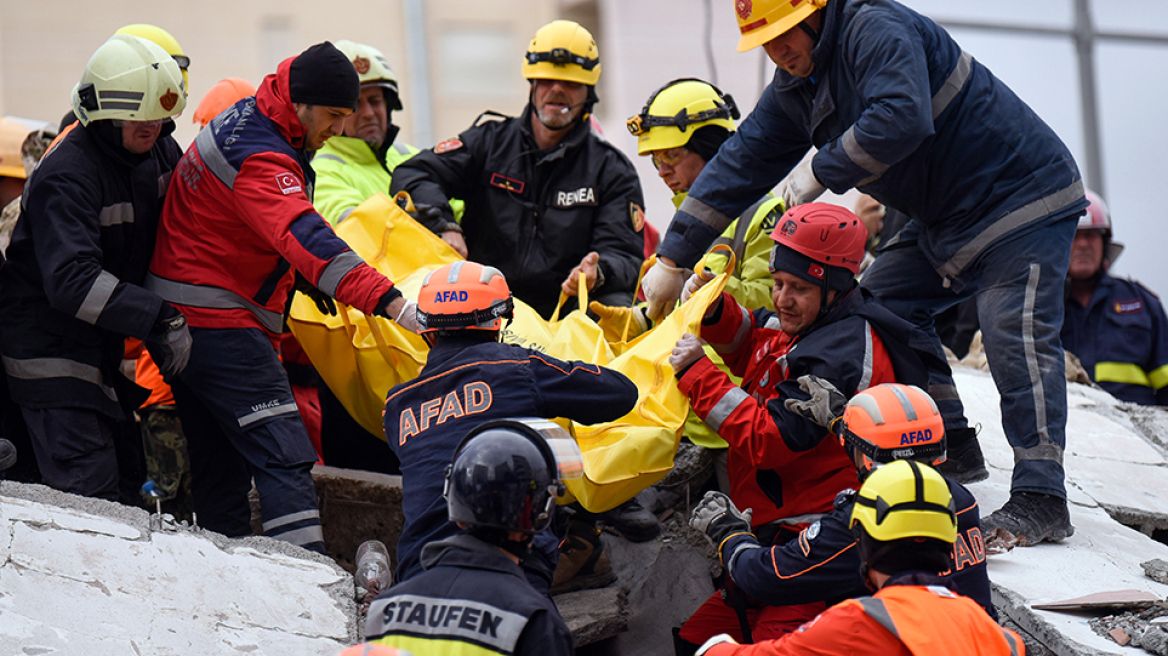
[556, 586, 628, 646]
[1143, 560, 1168, 585]
[312, 464, 404, 574]
[0, 481, 357, 655]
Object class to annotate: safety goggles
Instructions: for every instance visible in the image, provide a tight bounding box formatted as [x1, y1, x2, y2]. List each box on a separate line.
[172, 55, 190, 71]
[526, 48, 598, 71]
[650, 147, 691, 170]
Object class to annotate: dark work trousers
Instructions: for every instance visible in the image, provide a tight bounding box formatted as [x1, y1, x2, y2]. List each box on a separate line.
[170, 327, 324, 553]
[22, 407, 119, 501]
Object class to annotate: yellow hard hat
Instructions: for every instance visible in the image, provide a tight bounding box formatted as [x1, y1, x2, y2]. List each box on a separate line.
[333, 40, 403, 111]
[627, 78, 738, 155]
[735, 0, 828, 53]
[523, 20, 600, 86]
[115, 24, 189, 89]
[72, 35, 187, 127]
[850, 459, 957, 544]
[0, 116, 53, 179]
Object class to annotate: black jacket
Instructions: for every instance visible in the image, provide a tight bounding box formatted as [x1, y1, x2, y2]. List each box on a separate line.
[0, 120, 182, 418]
[366, 532, 574, 656]
[390, 107, 646, 318]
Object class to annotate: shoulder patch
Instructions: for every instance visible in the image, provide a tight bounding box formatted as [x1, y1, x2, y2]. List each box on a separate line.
[630, 202, 645, 232]
[434, 138, 464, 154]
[275, 171, 302, 195]
[798, 520, 821, 557]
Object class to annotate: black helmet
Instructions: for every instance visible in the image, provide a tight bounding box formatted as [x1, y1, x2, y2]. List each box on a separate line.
[444, 419, 566, 535]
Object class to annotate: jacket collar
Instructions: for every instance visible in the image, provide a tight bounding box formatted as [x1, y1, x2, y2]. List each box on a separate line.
[256, 56, 307, 149]
[419, 532, 527, 577]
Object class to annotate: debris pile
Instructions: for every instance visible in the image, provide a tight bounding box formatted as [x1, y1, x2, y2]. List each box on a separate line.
[1089, 604, 1168, 655]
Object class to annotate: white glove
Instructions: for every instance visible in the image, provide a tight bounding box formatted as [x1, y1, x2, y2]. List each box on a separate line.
[395, 300, 419, 334]
[779, 156, 826, 208]
[642, 259, 686, 321]
[670, 332, 707, 374]
[695, 634, 739, 655]
[680, 271, 712, 304]
[783, 374, 848, 430]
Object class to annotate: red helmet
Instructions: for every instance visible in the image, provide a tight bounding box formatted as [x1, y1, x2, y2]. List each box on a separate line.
[769, 202, 867, 291]
[839, 384, 946, 474]
[1078, 188, 1111, 236]
[417, 261, 513, 336]
[193, 77, 255, 127]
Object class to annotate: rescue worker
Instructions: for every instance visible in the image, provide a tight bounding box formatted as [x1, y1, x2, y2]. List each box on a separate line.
[390, 20, 646, 319]
[688, 383, 994, 656]
[597, 78, 782, 493]
[192, 78, 256, 128]
[0, 35, 187, 499]
[367, 420, 576, 655]
[694, 460, 1024, 656]
[669, 203, 949, 645]
[1062, 191, 1168, 405]
[383, 261, 638, 590]
[313, 40, 456, 226]
[642, 0, 1085, 546]
[148, 42, 415, 553]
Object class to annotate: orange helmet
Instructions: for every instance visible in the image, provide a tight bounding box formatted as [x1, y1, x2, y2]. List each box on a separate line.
[193, 78, 256, 127]
[769, 202, 866, 292]
[839, 383, 947, 474]
[337, 645, 413, 656]
[417, 262, 513, 336]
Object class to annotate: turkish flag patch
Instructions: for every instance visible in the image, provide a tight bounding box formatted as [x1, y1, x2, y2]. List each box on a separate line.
[807, 263, 825, 280]
[434, 138, 464, 154]
[275, 172, 302, 195]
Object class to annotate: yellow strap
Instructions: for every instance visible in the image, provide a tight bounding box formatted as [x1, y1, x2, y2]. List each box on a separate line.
[550, 272, 588, 323]
[694, 243, 739, 283]
[1148, 363, 1168, 391]
[1094, 361, 1152, 388]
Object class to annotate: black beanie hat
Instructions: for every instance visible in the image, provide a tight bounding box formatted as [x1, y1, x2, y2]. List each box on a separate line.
[684, 125, 732, 163]
[289, 42, 359, 110]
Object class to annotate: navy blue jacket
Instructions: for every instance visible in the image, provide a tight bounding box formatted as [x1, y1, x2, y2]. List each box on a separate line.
[659, 0, 1085, 287]
[367, 533, 574, 656]
[0, 120, 181, 418]
[385, 338, 638, 582]
[722, 477, 996, 620]
[1063, 274, 1168, 405]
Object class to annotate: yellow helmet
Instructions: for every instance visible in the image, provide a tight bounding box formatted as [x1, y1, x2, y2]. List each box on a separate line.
[333, 40, 403, 111]
[735, 0, 828, 53]
[0, 117, 54, 180]
[523, 20, 601, 86]
[627, 78, 739, 155]
[115, 24, 189, 89]
[71, 35, 187, 127]
[850, 459, 957, 544]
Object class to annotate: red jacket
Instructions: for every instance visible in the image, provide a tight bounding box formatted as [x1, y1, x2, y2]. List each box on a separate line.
[705, 581, 1023, 656]
[681, 292, 885, 530]
[149, 56, 394, 343]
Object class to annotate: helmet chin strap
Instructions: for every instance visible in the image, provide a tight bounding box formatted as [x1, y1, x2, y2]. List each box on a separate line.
[528, 84, 592, 131]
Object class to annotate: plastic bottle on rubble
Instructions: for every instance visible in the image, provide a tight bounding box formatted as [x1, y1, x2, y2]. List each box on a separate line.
[355, 539, 392, 591]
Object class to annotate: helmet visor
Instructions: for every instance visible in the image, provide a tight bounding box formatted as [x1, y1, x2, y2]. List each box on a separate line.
[509, 418, 584, 480]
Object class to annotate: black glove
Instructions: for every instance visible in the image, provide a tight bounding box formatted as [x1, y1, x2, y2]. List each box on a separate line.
[689, 490, 753, 547]
[145, 304, 192, 381]
[293, 272, 336, 316]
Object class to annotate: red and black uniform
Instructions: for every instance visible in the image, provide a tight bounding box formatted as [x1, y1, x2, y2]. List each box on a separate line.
[384, 338, 637, 585]
[147, 56, 399, 552]
[721, 481, 996, 620]
[678, 287, 948, 643]
[703, 573, 1023, 656]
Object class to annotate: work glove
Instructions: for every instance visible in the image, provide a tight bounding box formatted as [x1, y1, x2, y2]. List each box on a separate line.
[695, 634, 740, 656]
[689, 490, 753, 548]
[145, 304, 192, 381]
[293, 272, 337, 316]
[679, 269, 714, 305]
[669, 332, 707, 376]
[642, 259, 686, 321]
[375, 291, 419, 334]
[783, 374, 847, 431]
[590, 301, 650, 341]
[778, 156, 826, 208]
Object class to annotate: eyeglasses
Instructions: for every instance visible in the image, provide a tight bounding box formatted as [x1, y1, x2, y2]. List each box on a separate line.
[650, 147, 690, 170]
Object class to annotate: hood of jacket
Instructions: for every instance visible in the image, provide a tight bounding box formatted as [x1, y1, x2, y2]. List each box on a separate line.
[256, 56, 308, 149]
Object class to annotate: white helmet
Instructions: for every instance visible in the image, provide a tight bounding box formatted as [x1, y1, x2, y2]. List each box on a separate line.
[71, 34, 187, 127]
[333, 40, 402, 111]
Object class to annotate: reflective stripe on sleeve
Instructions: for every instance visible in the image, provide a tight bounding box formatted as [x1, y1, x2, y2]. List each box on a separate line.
[195, 127, 237, 190]
[1094, 361, 1157, 389]
[2, 355, 118, 401]
[317, 250, 364, 297]
[262, 509, 320, 533]
[932, 51, 973, 120]
[75, 270, 119, 324]
[841, 127, 890, 179]
[679, 194, 734, 233]
[705, 387, 751, 433]
[98, 202, 134, 227]
[708, 305, 753, 354]
[857, 321, 874, 391]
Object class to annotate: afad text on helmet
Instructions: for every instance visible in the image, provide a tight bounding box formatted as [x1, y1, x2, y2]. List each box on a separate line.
[899, 429, 933, 445]
[434, 290, 470, 303]
[398, 382, 493, 445]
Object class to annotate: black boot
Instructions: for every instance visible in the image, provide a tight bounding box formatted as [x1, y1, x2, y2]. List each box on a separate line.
[936, 426, 987, 484]
[983, 491, 1074, 546]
